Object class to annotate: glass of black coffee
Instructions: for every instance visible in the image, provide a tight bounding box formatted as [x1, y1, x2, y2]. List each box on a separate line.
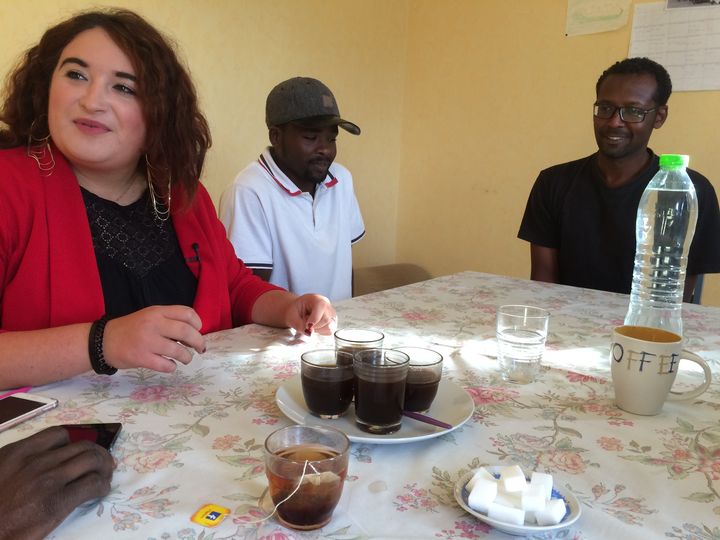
[334, 328, 384, 356]
[300, 350, 354, 419]
[264, 425, 349, 530]
[393, 347, 443, 413]
[353, 348, 409, 434]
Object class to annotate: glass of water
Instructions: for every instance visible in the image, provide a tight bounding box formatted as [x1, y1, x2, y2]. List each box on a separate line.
[496, 305, 549, 384]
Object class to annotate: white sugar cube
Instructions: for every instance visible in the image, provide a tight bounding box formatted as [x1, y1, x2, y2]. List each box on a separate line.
[535, 498, 567, 526]
[468, 478, 497, 514]
[496, 479, 518, 495]
[531, 471, 554, 500]
[466, 467, 496, 492]
[494, 490, 522, 510]
[488, 501, 525, 525]
[499, 479, 531, 494]
[524, 510, 537, 525]
[521, 485, 547, 512]
[500, 465, 526, 492]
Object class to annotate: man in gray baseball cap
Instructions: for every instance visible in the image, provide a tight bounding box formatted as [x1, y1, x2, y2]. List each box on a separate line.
[220, 77, 365, 302]
[265, 77, 361, 135]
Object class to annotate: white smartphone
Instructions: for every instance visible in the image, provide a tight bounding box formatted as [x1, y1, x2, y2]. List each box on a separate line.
[0, 393, 58, 432]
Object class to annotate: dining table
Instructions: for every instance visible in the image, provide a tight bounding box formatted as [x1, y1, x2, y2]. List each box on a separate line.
[1, 271, 719, 540]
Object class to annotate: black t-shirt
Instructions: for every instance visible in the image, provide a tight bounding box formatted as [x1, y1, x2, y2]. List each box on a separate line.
[82, 188, 197, 318]
[517, 152, 720, 294]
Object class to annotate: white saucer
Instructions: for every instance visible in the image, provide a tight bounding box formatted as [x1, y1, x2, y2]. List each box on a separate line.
[275, 374, 474, 444]
[454, 468, 582, 536]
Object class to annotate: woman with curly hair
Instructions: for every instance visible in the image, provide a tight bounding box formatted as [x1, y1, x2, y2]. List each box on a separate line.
[0, 9, 336, 387]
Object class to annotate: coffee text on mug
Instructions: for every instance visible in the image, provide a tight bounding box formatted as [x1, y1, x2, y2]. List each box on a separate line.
[611, 342, 678, 374]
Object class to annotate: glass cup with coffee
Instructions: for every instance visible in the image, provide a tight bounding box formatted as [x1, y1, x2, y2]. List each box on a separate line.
[334, 328, 384, 356]
[353, 348, 409, 434]
[300, 350, 354, 419]
[393, 347, 443, 412]
[264, 425, 349, 530]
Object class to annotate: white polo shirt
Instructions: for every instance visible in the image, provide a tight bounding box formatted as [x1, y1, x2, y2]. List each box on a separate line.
[219, 148, 365, 302]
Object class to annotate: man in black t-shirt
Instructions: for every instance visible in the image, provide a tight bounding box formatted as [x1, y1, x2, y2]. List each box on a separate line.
[518, 57, 720, 301]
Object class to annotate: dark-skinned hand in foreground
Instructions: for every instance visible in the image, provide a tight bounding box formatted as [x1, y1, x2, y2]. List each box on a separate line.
[0, 426, 114, 540]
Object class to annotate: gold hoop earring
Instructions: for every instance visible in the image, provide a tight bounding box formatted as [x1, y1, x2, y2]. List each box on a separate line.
[146, 155, 171, 222]
[26, 118, 55, 176]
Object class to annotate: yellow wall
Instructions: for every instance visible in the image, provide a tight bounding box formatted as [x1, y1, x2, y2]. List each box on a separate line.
[1, 0, 719, 306]
[399, 0, 720, 306]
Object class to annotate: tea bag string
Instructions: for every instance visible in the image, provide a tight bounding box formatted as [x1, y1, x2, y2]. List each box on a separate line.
[246, 459, 320, 525]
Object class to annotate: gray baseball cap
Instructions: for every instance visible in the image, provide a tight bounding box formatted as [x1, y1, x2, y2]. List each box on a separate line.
[265, 77, 361, 135]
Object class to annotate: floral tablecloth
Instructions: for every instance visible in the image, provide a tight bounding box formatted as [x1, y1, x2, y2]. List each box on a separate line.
[2, 271, 719, 540]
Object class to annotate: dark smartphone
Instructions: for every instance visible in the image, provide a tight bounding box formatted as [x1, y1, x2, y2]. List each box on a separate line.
[61, 423, 122, 451]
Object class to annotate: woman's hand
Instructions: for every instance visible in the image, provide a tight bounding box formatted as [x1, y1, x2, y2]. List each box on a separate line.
[251, 290, 337, 336]
[284, 294, 337, 336]
[102, 305, 205, 372]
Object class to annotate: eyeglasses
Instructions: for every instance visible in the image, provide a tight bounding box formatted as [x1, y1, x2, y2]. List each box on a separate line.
[593, 103, 656, 123]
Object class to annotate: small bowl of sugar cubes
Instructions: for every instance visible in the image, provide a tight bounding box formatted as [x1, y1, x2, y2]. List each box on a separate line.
[453, 464, 581, 536]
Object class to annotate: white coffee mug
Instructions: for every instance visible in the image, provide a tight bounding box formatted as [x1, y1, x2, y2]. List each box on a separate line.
[610, 325, 711, 416]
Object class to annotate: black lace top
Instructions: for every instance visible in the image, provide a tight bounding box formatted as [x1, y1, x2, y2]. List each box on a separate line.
[81, 188, 197, 318]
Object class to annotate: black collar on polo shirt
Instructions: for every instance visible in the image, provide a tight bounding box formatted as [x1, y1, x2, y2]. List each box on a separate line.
[258, 154, 338, 197]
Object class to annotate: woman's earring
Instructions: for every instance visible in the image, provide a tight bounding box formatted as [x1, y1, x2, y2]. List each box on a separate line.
[145, 155, 171, 222]
[26, 118, 55, 176]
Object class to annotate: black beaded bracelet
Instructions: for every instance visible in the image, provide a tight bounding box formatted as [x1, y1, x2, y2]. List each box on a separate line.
[88, 315, 117, 375]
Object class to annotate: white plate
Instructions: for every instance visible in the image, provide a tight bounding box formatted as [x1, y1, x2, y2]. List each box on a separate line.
[454, 467, 582, 536]
[275, 375, 474, 444]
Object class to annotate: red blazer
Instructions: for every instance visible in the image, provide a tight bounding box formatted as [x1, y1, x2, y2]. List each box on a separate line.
[0, 146, 280, 333]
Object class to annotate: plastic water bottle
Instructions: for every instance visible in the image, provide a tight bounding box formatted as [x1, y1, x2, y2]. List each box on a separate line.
[624, 154, 698, 336]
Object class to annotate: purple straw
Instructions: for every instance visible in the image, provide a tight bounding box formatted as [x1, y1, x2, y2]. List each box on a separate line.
[403, 410, 453, 430]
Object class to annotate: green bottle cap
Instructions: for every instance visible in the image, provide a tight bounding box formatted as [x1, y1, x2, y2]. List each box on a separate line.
[659, 154, 689, 169]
